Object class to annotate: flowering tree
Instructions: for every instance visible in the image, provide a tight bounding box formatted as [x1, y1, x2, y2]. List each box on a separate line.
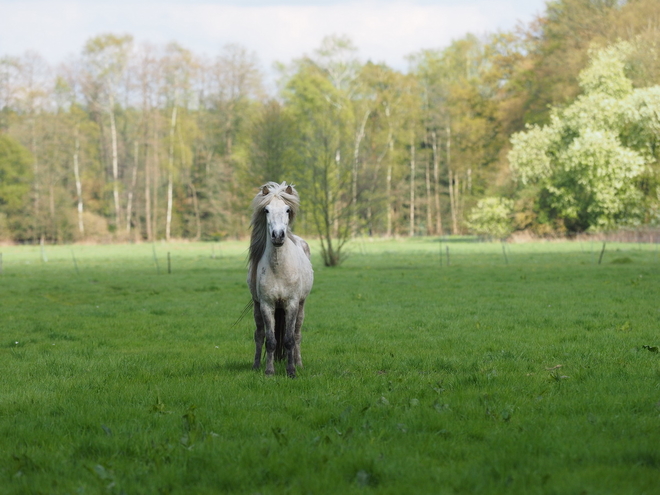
[509, 41, 658, 232]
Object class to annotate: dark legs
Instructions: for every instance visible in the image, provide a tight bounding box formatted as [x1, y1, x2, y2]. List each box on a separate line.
[253, 299, 304, 378]
[284, 302, 299, 378]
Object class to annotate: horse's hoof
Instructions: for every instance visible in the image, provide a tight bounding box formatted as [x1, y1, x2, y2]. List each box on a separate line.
[265, 368, 275, 376]
[252, 364, 260, 371]
[287, 368, 296, 378]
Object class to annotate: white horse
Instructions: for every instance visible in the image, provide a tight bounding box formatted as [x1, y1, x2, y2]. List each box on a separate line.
[248, 182, 313, 377]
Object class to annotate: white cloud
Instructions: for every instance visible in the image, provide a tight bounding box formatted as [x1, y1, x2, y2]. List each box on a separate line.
[0, 0, 546, 74]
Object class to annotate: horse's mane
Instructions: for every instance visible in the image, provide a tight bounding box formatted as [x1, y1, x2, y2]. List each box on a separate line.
[248, 181, 300, 293]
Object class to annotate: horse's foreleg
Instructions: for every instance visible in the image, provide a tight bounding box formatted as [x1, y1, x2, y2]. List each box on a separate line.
[284, 302, 300, 378]
[294, 301, 305, 368]
[261, 305, 277, 375]
[252, 301, 265, 370]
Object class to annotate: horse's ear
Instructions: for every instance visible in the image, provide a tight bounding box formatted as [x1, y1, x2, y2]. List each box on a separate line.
[262, 186, 269, 196]
[285, 185, 293, 195]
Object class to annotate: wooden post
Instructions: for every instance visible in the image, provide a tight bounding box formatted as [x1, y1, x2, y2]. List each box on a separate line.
[598, 241, 606, 265]
[152, 244, 160, 274]
[71, 249, 79, 275]
[439, 238, 443, 267]
[501, 241, 509, 265]
[167, 252, 171, 274]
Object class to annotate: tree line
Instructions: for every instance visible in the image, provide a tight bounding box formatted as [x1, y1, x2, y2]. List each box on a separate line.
[1, 0, 658, 265]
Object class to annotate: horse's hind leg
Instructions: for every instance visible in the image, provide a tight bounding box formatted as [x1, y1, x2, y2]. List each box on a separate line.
[252, 301, 265, 370]
[294, 301, 305, 368]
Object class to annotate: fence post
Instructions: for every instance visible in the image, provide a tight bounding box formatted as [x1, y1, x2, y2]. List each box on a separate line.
[71, 249, 79, 275]
[152, 244, 160, 274]
[598, 241, 607, 265]
[501, 241, 509, 265]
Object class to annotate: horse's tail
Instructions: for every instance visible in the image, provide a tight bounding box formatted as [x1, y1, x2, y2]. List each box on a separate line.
[274, 307, 286, 361]
[231, 299, 254, 330]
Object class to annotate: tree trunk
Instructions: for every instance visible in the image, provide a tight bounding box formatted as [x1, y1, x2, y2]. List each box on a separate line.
[126, 140, 139, 235]
[447, 126, 458, 235]
[166, 106, 177, 242]
[190, 183, 201, 240]
[31, 117, 41, 241]
[49, 183, 56, 242]
[145, 140, 152, 241]
[432, 130, 442, 235]
[152, 120, 160, 240]
[352, 109, 370, 235]
[385, 103, 394, 238]
[409, 136, 416, 237]
[73, 126, 84, 237]
[109, 99, 121, 232]
[425, 157, 432, 236]
[386, 163, 393, 237]
[449, 169, 457, 235]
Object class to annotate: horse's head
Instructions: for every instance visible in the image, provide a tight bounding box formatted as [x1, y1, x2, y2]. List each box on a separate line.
[262, 185, 293, 247]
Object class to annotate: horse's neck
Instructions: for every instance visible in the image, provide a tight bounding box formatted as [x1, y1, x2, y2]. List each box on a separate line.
[264, 234, 296, 270]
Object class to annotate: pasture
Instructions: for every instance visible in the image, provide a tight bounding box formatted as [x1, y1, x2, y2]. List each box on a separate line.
[1, 239, 659, 494]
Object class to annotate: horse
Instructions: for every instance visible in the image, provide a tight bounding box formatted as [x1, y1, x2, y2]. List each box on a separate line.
[247, 181, 314, 377]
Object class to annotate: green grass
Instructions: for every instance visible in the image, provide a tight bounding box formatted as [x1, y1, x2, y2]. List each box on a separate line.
[1, 239, 659, 494]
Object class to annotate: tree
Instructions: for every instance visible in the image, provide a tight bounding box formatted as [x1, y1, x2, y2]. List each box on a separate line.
[81, 34, 134, 232]
[467, 197, 514, 240]
[509, 41, 656, 232]
[284, 61, 351, 266]
[0, 134, 33, 240]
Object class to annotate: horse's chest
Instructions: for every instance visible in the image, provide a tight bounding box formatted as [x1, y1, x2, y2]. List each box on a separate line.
[257, 257, 311, 304]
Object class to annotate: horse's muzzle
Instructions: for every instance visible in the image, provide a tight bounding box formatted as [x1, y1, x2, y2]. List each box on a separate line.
[271, 231, 286, 247]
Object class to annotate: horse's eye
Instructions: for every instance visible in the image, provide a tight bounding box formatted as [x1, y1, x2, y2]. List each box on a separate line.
[264, 207, 270, 214]
[286, 207, 291, 214]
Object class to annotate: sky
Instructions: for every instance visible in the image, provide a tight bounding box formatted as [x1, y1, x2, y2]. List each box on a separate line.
[0, 0, 548, 75]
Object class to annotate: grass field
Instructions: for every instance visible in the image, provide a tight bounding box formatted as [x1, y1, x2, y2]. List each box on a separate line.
[1, 238, 659, 494]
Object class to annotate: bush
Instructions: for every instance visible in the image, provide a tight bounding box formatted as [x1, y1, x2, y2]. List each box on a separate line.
[467, 197, 514, 240]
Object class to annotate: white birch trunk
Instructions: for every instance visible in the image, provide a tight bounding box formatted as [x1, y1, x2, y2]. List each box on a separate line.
[385, 104, 394, 238]
[352, 109, 370, 234]
[447, 126, 458, 235]
[109, 97, 121, 231]
[144, 139, 152, 241]
[166, 106, 177, 242]
[73, 127, 84, 237]
[432, 130, 442, 235]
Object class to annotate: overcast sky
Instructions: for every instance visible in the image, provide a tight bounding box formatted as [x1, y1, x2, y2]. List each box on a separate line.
[0, 0, 548, 74]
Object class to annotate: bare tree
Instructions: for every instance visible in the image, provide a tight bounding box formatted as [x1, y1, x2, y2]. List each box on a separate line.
[81, 34, 133, 233]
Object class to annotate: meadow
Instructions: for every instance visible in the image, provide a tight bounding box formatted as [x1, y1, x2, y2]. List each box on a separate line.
[0, 238, 659, 494]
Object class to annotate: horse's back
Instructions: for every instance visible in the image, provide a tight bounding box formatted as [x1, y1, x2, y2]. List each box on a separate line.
[292, 234, 312, 261]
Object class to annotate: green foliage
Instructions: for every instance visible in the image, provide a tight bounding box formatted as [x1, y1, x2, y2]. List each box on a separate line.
[3, 0, 660, 242]
[283, 43, 358, 266]
[509, 41, 658, 232]
[0, 240, 659, 493]
[0, 134, 32, 239]
[467, 197, 514, 239]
